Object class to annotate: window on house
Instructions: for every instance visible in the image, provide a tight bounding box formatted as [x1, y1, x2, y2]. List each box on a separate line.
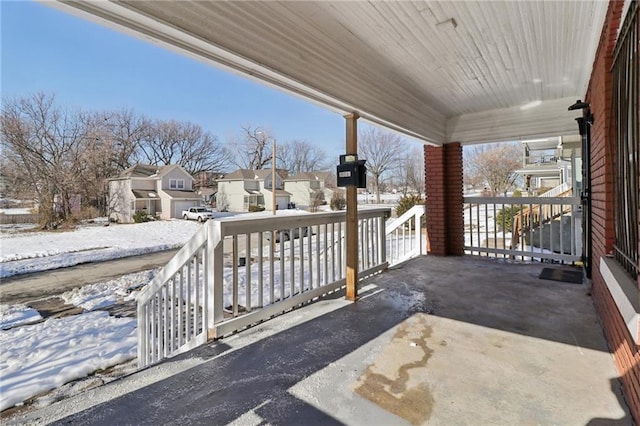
[170, 179, 185, 190]
[612, 1, 638, 281]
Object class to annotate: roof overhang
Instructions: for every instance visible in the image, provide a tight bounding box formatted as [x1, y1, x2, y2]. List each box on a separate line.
[46, 1, 608, 145]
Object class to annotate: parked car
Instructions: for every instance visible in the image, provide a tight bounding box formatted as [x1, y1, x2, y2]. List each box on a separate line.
[265, 226, 309, 242]
[182, 207, 214, 222]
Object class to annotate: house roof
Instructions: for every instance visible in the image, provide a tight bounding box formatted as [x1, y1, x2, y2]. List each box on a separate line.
[131, 189, 159, 199]
[162, 190, 201, 200]
[115, 164, 192, 180]
[221, 169, 282, 181]
[50, 2, 607, 145]
[263, 189, 292, 196]
[285, 171, 333, 182]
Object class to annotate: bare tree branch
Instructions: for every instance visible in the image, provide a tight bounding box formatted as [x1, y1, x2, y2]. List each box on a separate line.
[464, 143, 522, 196]
[358, 127, 406, 203]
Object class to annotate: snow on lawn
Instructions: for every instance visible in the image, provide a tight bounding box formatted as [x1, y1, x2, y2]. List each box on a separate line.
[0, 311, 137, 412]
[0, 305, 43, 330]
[0, 269, 159, 411]
[0, 220, 200, 278]
[60, 269, 157, 311]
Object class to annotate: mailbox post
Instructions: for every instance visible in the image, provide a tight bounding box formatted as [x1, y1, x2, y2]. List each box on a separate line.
[337, 114, 365, 302]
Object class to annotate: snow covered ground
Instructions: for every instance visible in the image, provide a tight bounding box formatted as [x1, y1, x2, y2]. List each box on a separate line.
[0, 220, 201, 278]
[0, 205, 403, 413]
[0, 219, 203, 412]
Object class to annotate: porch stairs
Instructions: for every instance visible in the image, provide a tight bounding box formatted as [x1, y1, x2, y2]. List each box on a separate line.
[511, 183, 574, 250]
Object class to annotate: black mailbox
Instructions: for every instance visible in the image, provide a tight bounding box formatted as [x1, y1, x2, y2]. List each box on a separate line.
[337, 155, 366, 188]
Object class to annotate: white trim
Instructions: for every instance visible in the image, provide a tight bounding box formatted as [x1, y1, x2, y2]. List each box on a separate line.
[600, 257, 640, 344]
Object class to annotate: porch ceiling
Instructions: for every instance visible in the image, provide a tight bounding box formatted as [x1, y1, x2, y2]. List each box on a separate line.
[50, 1, 608, 145]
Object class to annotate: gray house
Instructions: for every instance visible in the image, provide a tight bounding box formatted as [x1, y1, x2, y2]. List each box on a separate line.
[108, 164, 201, 223]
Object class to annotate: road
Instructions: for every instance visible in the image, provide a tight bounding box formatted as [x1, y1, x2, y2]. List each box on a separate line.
[0, 249, 178, 305]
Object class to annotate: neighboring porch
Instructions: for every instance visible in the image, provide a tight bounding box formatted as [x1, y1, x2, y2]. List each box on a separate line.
[18, 256, 631, 425]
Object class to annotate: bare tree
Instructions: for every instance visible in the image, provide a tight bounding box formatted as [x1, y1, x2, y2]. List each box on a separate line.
[279, 140, 329, 175]
[103, 109, 148, 170]
[0, 93, 96, 226]
[396, 146, 425, 196]
[138, 119, 229, 175]
[227, 125, 274, 170]
[464, 142, 522, 196]
[358, 127, 406, 203]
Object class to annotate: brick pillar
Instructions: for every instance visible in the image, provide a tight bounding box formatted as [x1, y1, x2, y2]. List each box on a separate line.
[424, 143, 464, 256]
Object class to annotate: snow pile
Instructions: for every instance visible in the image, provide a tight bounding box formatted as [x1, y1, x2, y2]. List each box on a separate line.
[60, 269, 157, 311]
[0, 311, 137, 412]
[0, 220, 200, 278]
[0, 305, 43, 329]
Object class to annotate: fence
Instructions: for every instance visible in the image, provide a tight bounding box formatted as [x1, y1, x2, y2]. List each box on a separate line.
[464, 196, 581, 263]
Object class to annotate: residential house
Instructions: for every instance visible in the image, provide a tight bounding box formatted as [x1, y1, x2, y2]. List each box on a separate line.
[514, 135, 582, 196]
[284, 171, 336, 209]
[108, 164, 201, 223]
[216, 169, 291, 212]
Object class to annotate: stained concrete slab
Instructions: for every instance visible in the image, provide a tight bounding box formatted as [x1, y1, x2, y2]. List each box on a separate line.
[7, 256, 632, 425]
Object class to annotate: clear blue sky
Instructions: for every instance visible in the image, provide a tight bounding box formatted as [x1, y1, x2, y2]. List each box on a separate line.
[1, 0, 367, 158]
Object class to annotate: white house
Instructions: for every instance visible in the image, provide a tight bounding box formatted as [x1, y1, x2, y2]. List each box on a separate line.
[216, 169, 291, 212]
[284, 171, 336, 209]
[108, 164, 201, 223]
[514, 136, 581, 196]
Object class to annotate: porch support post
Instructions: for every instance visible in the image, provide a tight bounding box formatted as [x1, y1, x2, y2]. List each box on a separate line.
[345, 113, 359, 301]
[424, 143, 464, 256]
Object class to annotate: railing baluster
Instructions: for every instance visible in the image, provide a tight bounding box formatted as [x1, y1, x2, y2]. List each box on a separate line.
[232, 236, 239, 317]
[270, 232, 275, 304]
[323, 224, 328, 285]
[300, 227, 305, 293]
[173, 274, 178, 351]
[316, 225, 322, 288]
[258, 232, 263, 308]
[330, 223, 336, 283]
[246, 233, 252, 312]
[290, 228, 295, 297]
[194, 252, 200, 337]
[308, 226, 314, 289]
[336, 222, 342, 280]
[280, 235, 285, 300]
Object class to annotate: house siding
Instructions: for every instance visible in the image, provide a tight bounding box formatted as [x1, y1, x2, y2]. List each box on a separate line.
[161, 168, 194, 191]
[585, 0, 639, 422]
[285, 181, 312, 207]
[108, 179, 133, 223]
[218, 181, 247, 212]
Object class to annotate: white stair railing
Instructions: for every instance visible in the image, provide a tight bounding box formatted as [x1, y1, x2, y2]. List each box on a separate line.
[539, 182, 571, 197]
[137, 225, 216, 367]
[385, 204, 425, 266]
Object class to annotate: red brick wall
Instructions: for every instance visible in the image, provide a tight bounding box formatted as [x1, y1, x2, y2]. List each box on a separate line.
[424, 143, 464, 256]
[586, 0, 639, 422]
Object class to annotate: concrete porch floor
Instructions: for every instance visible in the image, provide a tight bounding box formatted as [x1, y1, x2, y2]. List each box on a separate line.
[11, 256, 632, 425]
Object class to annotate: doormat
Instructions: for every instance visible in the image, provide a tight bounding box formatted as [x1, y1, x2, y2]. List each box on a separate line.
[538, 268, 583, 284]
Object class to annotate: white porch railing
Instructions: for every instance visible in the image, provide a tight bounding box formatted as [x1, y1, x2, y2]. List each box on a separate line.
[138, 208, 405, 367]
[464, 196, 581, 263]
[386, 205, 425, 266]
[138, 205, 427, 367]
[539, 182, 571, 197]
